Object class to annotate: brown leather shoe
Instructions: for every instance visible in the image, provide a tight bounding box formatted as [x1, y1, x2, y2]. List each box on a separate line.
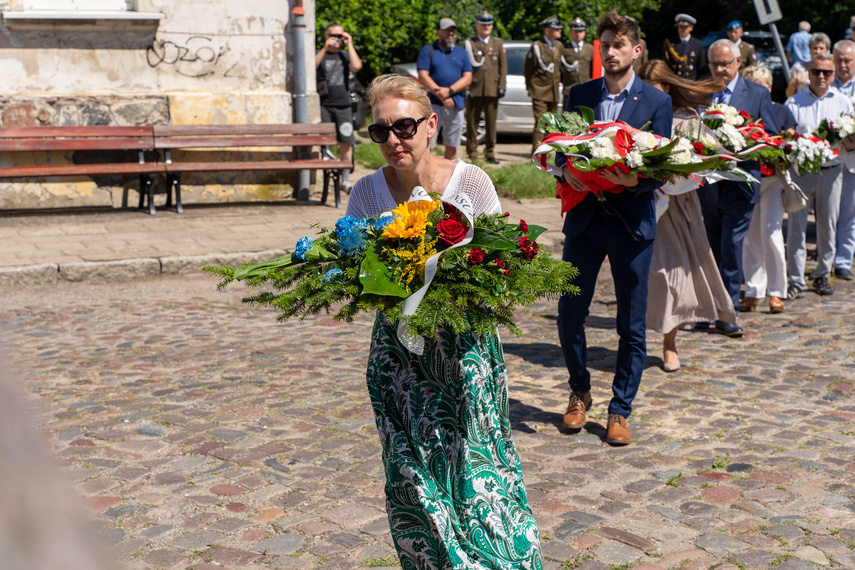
[563, 391, 592, 428]
[606, 414, 631, 445]
[769, 296, 784, 314]
[739, 296, 758, 312]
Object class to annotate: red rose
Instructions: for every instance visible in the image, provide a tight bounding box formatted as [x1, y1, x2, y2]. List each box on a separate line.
[495, 259, 505, 269]
[504, 212, 510, 217]
[468, 248, 484, 264]
[437, 217, 467, 249]
[739, 110, 750, 120]
[519, 220, 529, 234]
[693, 141, 706, 153]
[504, 269, 510, 276]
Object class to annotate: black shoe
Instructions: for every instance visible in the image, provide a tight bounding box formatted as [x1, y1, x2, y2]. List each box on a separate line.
[786, 281, 805, 300]
[486, 157, 500, 164]
[694, 321, 711, 331]
[834, 267, 854, 281]
[714, 320, 744, 338]
[813, 274, 834, 296]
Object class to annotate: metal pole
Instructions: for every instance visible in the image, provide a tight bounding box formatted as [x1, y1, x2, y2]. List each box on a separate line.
[768, 22, 791, 84]
[291, 0, 310, 201]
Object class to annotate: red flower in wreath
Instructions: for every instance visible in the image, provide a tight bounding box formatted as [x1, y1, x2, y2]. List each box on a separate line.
[692, 141, 706, 153]
[519, 219, 529, 234]
[437, 217, 467, 249]
[518, 236, 539, 260]
[495, 259, 505, 269]
[761, 162, 776, 176]
[468, 248, 485, 264]
[739, 110, 751, 121]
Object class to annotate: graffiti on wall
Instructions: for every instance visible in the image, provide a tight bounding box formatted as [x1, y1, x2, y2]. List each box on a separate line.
[146, 35, 243, 78]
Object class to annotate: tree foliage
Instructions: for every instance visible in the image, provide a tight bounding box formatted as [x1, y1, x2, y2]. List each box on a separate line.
[317, 0, 662, 81]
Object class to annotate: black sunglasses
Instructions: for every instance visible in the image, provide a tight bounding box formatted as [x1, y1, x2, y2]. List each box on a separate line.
[329, 34, 344, 39]
[810, 69, 834, 77]
[368, 117, 428, 143]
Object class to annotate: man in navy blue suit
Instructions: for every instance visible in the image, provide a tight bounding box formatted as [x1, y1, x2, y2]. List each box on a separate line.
[697, 39, 779, 337]
[557, 10, 672, 445]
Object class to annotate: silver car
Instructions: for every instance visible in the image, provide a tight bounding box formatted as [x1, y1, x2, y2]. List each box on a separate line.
[391, 40, 548, 139]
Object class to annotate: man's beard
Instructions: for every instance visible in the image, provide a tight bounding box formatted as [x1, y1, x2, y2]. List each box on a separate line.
[604, 60, 632, 78]
[440, 36, 456, 49]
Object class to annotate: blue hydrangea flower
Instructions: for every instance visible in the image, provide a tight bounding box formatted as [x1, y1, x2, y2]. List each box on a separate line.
[294, 236, 314, 260]
[371, 213, 394, 230]
[323, 268, 343, 283]
[335, 215, 369, 257]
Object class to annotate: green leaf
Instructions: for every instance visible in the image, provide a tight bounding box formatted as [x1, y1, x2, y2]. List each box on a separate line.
[526, 224, 548, 241]
[577, 106, 595, 125]
[469, 228, 517, 249]
[233, 254, 299, 280]
[642, 137, 679, 156]
[359, 245, 409, 298]
[304, 242, 338, 263]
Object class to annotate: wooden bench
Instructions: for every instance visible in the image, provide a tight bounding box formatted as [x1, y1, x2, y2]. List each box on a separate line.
[0, 125, 164, 212]
[0, 123, 351, 215]
[153, 123, 352, 211]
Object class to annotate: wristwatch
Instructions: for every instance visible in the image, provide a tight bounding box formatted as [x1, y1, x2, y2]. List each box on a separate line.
[449, 87, 455, 96]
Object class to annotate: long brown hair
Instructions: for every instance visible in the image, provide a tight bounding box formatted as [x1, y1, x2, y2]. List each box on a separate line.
[638, 60, 724, 113]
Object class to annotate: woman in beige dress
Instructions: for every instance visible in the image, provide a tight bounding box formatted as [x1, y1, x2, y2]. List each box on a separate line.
[638, 60, 737, 372]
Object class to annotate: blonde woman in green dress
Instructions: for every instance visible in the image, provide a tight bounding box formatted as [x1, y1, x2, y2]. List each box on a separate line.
[346, 74, 543, 570]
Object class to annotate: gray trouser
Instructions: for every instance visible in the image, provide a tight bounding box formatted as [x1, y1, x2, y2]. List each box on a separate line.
[786, 165, 843, 287]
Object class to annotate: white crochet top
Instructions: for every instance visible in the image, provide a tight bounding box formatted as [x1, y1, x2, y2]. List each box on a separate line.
[346, 160, 502, 219]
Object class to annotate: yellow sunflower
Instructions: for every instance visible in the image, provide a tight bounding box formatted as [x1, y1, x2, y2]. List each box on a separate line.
[382, 199, 441, 239]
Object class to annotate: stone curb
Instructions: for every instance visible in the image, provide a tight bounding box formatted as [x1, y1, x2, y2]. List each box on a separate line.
[0, 249, 288, 286]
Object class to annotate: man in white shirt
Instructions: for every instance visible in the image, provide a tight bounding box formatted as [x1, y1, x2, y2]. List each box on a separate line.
[832, 40, 855, 280]
[785, 53, 855, 297]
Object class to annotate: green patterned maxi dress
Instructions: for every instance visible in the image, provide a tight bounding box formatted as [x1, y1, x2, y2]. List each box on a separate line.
[366, 313, 543, 570]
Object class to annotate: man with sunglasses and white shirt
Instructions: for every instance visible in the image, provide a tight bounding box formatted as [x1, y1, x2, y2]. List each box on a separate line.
[785, 53, 854, 297]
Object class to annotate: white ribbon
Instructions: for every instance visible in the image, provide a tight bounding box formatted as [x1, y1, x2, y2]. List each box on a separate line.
[396, 187, 476, 355]
[533, 43, 554, 73]
[464, 39, 486, 68]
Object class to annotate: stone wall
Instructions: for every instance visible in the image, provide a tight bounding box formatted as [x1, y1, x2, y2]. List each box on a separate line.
[0, 0, 320, 210]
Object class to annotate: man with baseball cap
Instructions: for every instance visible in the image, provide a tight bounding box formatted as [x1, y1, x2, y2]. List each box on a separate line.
[663, 13, 708, 79]
[417, 18, 473, 159]
[464, 11, 507, 164]
[727, 20, 756, 69]
[524, 15, 566, 151]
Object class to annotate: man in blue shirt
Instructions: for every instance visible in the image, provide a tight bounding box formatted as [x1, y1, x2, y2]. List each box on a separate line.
[786, 21, 812, 66]
[832, 40, 855, 281]
[417, 18, 473, 159]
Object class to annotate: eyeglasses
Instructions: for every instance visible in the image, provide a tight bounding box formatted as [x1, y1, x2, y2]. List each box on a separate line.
[810, 69, 835, 77]
[368, 117, 428, 143]
[709, 59, 735, 68]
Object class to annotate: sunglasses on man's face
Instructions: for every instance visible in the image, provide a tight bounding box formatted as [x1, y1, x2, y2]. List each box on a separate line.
[329, 34, 344, 39]
[810, 68, 835, 78]
[368, 117, 428, 143]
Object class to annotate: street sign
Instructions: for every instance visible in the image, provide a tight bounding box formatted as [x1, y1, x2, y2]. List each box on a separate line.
[754, 0, 782, 25]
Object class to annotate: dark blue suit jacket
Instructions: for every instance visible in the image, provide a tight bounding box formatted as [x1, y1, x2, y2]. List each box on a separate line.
[717, 75, 779, 204]
[562, 77, 673, 241]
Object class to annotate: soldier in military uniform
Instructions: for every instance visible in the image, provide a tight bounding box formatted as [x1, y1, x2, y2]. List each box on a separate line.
[663, 13, 708, 80]
[562, 17, 594, 92]
[727, 20, 756, 70]
[524, 15, 564, 151]
[464, 12, 507, 164]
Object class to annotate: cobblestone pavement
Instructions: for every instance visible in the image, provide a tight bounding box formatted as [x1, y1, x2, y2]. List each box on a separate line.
[1, 261, 854, 570]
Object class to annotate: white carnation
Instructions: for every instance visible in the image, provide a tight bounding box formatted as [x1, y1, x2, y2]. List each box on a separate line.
[626, 149, 644, 169]
[716, 124, 746, 152]
[836, 114, 855, 138]
[632, 131, 658, 153]
[588, 135, 622, 161]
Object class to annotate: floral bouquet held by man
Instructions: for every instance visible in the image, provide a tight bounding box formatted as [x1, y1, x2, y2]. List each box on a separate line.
[206, 189, 578, 353]
[533, 107, 737, 215]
